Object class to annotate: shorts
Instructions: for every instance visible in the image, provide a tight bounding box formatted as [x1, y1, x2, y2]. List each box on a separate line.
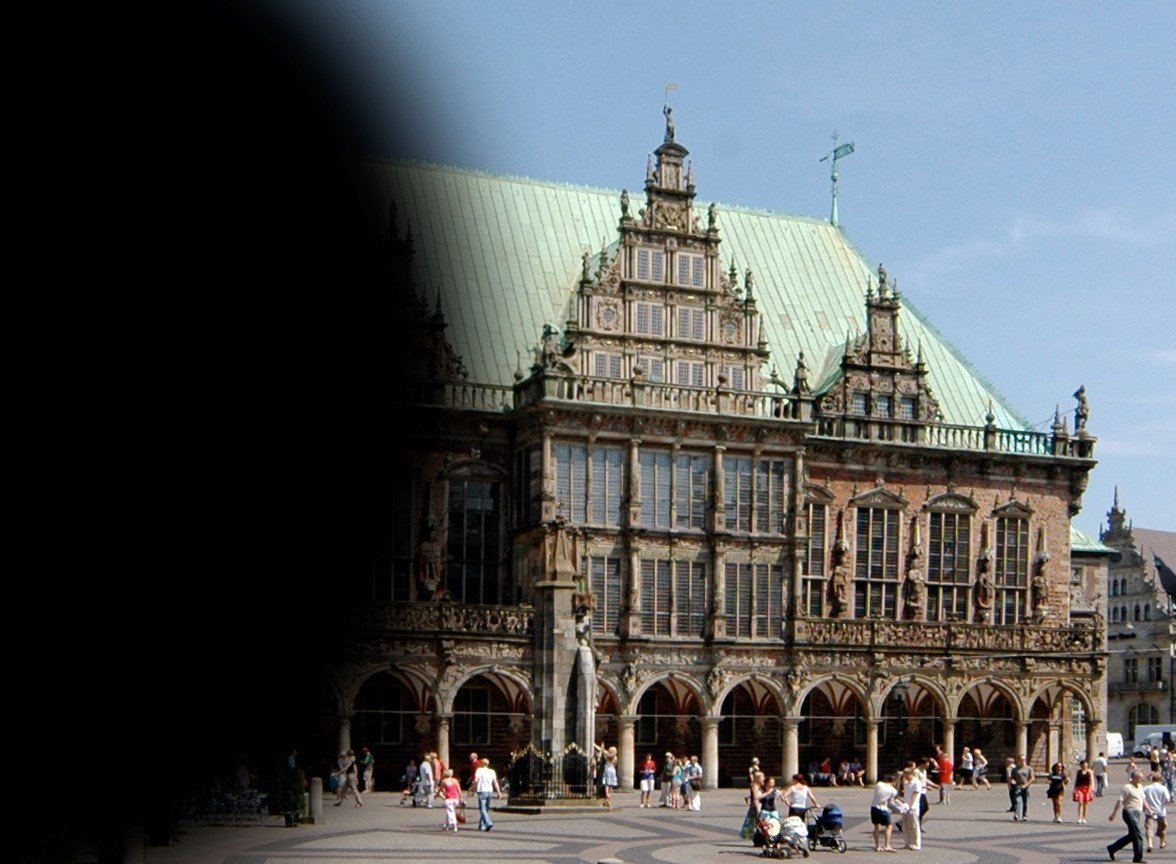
[871, 806, 892, 826]
[640, 777, 655, 793]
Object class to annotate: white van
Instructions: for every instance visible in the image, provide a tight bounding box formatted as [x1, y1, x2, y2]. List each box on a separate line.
[1106, 732, 1124, 758]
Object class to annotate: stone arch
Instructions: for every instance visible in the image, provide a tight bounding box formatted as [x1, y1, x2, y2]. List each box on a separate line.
[955, 677, 1023, 766]
[627, 672, 707, 762]
[626, 670, 707, 716]
[436, 664, 533, 715]
[796, 674, 872, 778]
[875, 677, 949, 773]
[1027, 679, 1096, 769]
[715, 674, 787, 787]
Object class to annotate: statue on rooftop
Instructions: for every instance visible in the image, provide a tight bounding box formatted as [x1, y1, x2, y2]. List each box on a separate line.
[1073, 385, 1090, 432]
[663, 104, 675, 143]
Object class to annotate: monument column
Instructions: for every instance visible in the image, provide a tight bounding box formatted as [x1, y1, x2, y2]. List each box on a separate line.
[782, 717, 801, 781]
[942, 719, 956, 771]
[865, 719, 880, 785]
[701, 717, 720, 790]
[617, 715, 638, 792]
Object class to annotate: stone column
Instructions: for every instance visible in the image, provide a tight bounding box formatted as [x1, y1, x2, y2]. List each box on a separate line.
[782, 717, 801, 782]
[701, 717, 720, 790]
[942, 719, 956, 771]
[1048, 722, 1062, 769]
[337, 713, 353, 756]
[1015, 722, 1029, 760]
[618, 715, 637, 791]
[865, 719, 880, 785]
[1087, 717, 1102, 763]
[437, 714, 452, 769]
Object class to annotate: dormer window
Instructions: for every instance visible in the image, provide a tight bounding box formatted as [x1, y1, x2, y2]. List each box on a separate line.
[874, 395, 892, 418]
[850, 392, 869, 415]
[675, 360, 705, 387]
[594, 353, 623, 379]
[634, 302, 666, 336]
[676, 252, 705, 287]
[720, 365, 746, 390]
[898, 397, 917, 421]
[636, 248, 665, 283]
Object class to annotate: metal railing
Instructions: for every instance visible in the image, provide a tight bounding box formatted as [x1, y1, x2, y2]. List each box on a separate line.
[507, 743, 595, 802]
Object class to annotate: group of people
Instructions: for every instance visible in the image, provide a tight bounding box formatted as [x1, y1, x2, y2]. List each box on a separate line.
[808, 756, 866, 787]
[741, 762, 822, 841]
[636, 751, 703, 809]
[397, 750, 502, 832]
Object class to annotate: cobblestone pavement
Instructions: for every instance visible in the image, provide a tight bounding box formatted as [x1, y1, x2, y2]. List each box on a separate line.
[146, 784, 1154, 864]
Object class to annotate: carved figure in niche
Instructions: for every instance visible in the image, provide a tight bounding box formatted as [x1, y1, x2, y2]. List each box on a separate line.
[708, 202, 717, 230]
[903, 564, 926, 621]
[1073, 385, 1089, 431]
[829, 551, 851, 618]
[418, 516, 444, 598]
[663, 104, 675, 143]
[1032, 565, 1050, 614]
[572, 591, 594, 647]
[620, 189, 630, 219]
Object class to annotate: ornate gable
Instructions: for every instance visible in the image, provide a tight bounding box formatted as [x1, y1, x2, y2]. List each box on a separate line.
[992, 499, 1034, 519]
[850, 487, 908, 509]
[925, 492, 978, 514]
[816, 264, 940, 431]
[550, 105, 769, 393]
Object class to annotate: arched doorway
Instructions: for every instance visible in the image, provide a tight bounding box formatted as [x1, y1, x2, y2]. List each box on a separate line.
[719, 680, 782, 787]
[956, 683, 1017, 769]
[633, 678, 703, 783]
[800, 680, 868, 781]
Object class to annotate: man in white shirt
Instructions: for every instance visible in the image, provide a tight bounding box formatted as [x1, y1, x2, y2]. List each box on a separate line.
[1143, 772, 1171, 853]
[1108, 769, 1154, 862]
[901, 765, 924, 851]
[1095, 752, 1109, 798]
[473, 757, 502, 831]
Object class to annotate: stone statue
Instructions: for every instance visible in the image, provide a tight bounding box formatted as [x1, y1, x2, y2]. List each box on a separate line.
[541, 324, 561, 368]
[903, 565, 926, 620]
[829, 557, 851, 618]
[663, 104, 675, 143]
[708, 202, 717, 231]
[1073, 385, 1090, 431]
[620, 189, 630, 219]
[418, 516, 444, 598]
[793, 352, 811, 395]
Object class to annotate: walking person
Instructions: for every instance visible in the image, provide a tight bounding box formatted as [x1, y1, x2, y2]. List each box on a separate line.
[638, 752, 657, 808]
[900, 765, 924, 850]
[741, 772, 765, 840]
[439, 768, 463, 831]
[972, 748, 992, 790]
[334, 749, 363, 807]
[960, 747, 975, 789]
[1143, 772, 1171, 853]
[473, 757, 502, 831]
[1012, 755, 1035, 822]
[660, 752, 675, 806]
[686, 755, 703, 811]
[1108, 769, 1153, 863]
[870, 772, 901, 852]
[360, 746, 375, 794]
[1004, 756, 1019, 813]
[784, 772, 819, 819]
[1074, 758, 1095, 823]
[1095, 752, 1109, 797]
[418, 752, 436, 808]
[1046, 761, 1068, 822]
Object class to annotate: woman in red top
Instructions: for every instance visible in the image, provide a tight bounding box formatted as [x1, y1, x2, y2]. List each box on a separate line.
[639, 753, 658, 807]
[439, 769, 463, 831]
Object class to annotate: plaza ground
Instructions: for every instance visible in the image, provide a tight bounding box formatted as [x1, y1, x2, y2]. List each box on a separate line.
[146, 773, 1154, 864]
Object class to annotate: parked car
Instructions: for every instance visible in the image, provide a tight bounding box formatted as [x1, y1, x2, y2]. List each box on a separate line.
[1132, 732, 1169, 757]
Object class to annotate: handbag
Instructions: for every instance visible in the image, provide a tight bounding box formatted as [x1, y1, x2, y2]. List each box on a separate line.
[456, 804, 467, 824]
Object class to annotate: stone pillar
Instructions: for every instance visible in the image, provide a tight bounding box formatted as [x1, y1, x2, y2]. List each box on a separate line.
[782, 717, 801, 782]
[617, 715, 637, 791]
[1087, 717, 1102, 763]
[309, 776, 323, 824]
[865, 719, 880, 785]
[942, 720, 956, 771]
[1015, 722, 1029, 760]
[701, 717, 720, 790]
[437, 714, 452, 769]
[1048, 722, 1062, 769]
[337, 713, 353, 756]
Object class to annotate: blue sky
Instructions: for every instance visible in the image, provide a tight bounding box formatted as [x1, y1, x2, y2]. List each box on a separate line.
[275, 0, 1174, 536]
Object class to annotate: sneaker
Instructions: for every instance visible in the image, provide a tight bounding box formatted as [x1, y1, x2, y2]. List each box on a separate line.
[1107, 845, 1115, 860]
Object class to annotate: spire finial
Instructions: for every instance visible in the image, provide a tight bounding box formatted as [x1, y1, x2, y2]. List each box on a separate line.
[820, 130, 855, 227]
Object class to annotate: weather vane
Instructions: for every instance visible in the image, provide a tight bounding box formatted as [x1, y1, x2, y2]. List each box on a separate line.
[819, 130, 855, 228]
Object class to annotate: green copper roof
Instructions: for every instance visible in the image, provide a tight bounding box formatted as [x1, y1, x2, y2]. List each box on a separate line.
[351, 159, 1028, 429]
[1070, 524, 1115, 555]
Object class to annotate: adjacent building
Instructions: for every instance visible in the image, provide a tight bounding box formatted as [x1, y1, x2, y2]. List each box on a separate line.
[339, 113, 1104, 791]
[1102, 491, 1176, 745]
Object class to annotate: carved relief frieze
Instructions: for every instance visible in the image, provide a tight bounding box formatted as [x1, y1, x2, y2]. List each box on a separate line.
[595, 298, 622, 331]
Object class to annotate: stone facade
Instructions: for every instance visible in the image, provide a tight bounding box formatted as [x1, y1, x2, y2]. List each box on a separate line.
[342, 117, 1105, 793]
[1101, 491, 1176, 745]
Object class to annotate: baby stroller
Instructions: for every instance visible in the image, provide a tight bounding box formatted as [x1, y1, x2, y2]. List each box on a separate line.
[401, 776, 431, 807]
[806, 804, 848, 853]
[756, 812, 810, 858]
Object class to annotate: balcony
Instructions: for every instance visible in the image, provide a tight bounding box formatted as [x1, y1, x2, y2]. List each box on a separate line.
[793, 617, 1103, 653]
[1109, 680, 1166, 693]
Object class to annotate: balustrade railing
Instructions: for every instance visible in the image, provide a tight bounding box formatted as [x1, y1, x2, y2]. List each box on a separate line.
[507, 743, 595, 802]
